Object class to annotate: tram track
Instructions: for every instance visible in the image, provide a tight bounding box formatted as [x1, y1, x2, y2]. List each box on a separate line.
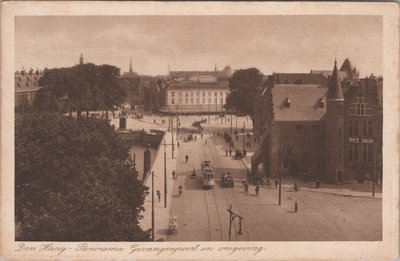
[201, 141, 224, 241]
[210, 137, 250, 241]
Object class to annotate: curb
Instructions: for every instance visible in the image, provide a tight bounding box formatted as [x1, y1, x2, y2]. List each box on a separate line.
[300, 188, 382, 199]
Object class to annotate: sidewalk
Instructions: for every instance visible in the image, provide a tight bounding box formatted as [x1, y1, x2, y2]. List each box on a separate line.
[139, 131, 179, 240]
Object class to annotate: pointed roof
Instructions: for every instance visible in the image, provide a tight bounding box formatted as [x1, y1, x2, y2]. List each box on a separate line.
[129, 57, 133, 73]
[327, 60, 344, 101]
[339, 58, 353, 79]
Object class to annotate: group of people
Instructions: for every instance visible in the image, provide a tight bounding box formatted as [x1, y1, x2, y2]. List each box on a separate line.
[241, 179, 260, 196]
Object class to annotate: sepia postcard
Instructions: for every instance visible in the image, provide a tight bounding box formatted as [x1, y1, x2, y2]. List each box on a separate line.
[1, 1, 399, 260]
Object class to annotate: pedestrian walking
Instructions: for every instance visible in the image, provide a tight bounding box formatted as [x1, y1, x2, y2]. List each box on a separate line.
[201, 133, 203, 139]
[177, 141, 180, 148]
[178, 185, 183, 196]
[195, 135, 197, 141]
[185, 154, 189, 163]
[156, 190, 161, 202]
[205, 139, 207, 144]
[266, 178, 270, 187]
[245, 182, 249, 194]
[226, 150, 228, 156]
[154, 119, 156, 123]
[275, 180, 278, 188]
[255, 185, 259, 196]
[172, 169, 177, 180]
[229, 149, 232, 156]
[294, 201, 298, 213]
[294, 182, 298, 192]
[316, 178, 320, 188]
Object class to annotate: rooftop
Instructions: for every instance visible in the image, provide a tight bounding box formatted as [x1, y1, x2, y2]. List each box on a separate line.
[272, 84, 328, 121]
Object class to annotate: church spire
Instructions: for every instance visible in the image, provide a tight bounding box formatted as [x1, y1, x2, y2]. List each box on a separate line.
[327, 59, 344, 100]
[79, 53, 84, 65]
[129, 57, 133, 74]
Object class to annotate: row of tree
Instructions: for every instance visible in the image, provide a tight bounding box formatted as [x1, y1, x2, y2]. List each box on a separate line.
[35, 63, 125, 117]
[15, 113, 150, 241]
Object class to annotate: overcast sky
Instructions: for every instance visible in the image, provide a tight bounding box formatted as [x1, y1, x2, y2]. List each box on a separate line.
[16, 16, 382, 77]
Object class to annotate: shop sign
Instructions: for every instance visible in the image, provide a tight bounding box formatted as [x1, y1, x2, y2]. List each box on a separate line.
[348, 137, 374, 144]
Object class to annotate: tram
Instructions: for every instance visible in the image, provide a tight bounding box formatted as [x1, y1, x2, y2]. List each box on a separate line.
[201, 160, 215, 189]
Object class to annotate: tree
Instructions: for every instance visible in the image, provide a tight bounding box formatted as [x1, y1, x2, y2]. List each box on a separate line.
[15, 113, 150, 241]
[36, 64, 125, 117]
[225, 68, 265, 123]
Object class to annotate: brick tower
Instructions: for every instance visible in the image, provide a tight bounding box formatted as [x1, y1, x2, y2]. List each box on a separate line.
[325, 59, 345, 183]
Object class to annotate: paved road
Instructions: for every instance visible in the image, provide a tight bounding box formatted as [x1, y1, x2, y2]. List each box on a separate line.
[168, 133, 249, 241]
[167, 134, 382, 241]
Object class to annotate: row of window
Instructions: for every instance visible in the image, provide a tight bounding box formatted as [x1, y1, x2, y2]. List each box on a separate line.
[171, 91, 228, 98]
[348, 143, 373, 162]
[349, 120, 373, 137]
[355, 96, 366, 115]
[171, 97, 225, 105]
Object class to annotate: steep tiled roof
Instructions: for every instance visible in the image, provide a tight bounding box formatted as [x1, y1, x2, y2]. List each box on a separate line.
[272, 73, 328, 85]
[310, 70, 348, 80]
[327, 61, 344, 100]
[272, 84, 328, 121]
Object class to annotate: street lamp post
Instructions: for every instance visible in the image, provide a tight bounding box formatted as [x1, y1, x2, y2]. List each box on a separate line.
[162, 138, 175, 208]
[242, 122, 246, 155]
[235, 114, 238, 133]
[230, 109, 233, 139]
[151, 170, 155, 241]
[163, 140, 167, 208]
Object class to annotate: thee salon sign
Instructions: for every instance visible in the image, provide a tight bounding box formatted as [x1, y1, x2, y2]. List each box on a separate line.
[348, 137, 374, 144]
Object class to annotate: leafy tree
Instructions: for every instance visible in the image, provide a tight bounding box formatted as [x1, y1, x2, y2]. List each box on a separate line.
[36, 64, 125, 117]
[15, 113, 150, 241]
[225, 68, 265, 124]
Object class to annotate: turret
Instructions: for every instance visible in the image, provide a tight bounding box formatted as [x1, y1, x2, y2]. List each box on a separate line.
[129, 57, 133, 74]
[79, 54, 84, 65]
[325, 59, 345, 183]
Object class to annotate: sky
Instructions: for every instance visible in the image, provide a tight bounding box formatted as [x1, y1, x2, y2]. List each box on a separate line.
[15, 16, 383, 77]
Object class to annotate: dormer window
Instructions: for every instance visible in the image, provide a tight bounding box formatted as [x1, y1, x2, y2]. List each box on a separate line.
[285, 97, 291, 108]
[319, 98, 325, 108]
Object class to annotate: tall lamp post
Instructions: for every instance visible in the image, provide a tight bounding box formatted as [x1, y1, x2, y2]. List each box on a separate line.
[162, 137, 175, 208]
[242, 121, 246, 155]
[151, 170, 155, 241]
[230, 109, 233, 138]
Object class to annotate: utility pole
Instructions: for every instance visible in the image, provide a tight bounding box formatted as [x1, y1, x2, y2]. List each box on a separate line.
[151, 171, 155, 241]
[227, 204, 243, 241]
[372, 143, 376, 197]
[279, 175, 282, 205]
[242, 121, 246, 155]
[230, 109, 233, 138]
[235, 114, 238, 133]
[171, 116, 175, 159]
[163, 139, 167, 207]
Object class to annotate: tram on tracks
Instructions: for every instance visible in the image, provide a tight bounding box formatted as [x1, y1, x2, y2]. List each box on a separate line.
[201, 160, 215, 189]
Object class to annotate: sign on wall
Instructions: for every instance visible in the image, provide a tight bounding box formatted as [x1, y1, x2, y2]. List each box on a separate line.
[348, 137, 374, 143]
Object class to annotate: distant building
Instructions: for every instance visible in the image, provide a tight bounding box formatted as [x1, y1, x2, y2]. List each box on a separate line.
[252, 59, 382, 184]
[144, 78, 167, 113]
[160, 65, 232, 114]
[119, 58, 149, 110]
[15, 68, 43, 113]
